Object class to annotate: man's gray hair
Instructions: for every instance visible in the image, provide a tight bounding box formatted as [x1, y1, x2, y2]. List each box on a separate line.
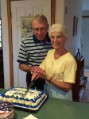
[32, 14, 48, 24]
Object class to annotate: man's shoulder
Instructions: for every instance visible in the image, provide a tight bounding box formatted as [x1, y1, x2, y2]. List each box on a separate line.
[22, 36, 34, 43]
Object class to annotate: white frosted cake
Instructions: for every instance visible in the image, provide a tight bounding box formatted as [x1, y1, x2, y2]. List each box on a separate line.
[0, 87, 47, 110]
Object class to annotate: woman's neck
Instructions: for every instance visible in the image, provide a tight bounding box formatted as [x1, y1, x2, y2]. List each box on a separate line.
[54, 49, 68, 59]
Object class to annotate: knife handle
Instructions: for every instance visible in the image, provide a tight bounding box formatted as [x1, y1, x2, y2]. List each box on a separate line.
[31, 72, 38, 81]
[28, 81, 34, 89]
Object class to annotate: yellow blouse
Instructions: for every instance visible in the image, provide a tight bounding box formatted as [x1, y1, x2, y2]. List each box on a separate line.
[40, 49, 77, 100]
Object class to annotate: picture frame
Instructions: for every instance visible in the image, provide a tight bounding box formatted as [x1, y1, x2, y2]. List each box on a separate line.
[73, 16, 78, 36]
[75, 17, 78, 36]
[21, 16, 33, 39]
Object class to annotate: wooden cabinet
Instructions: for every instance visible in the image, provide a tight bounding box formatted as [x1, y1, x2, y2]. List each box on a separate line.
[72, 56, 86, 101]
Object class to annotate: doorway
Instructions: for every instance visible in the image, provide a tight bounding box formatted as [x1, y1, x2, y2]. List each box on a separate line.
[81, 11, 89, 70]
[0, 17, 4, 88]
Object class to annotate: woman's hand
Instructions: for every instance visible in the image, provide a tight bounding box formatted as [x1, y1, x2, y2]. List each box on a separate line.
[30, 66, 41, 73]
[31, 67, 46, 81]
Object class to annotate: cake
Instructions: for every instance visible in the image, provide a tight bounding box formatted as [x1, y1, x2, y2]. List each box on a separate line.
[0, 87, 47, 110]
[0, 102, 14, 119]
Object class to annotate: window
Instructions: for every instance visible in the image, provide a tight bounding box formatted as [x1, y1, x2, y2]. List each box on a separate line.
[0, 20, 2, 47]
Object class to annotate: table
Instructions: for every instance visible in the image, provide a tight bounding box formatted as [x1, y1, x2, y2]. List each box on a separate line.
[0, 88, 89, 119]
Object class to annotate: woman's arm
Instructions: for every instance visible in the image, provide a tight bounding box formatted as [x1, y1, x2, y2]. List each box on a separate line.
[49, 78, 73, 91]
[31, 66, 73, 91]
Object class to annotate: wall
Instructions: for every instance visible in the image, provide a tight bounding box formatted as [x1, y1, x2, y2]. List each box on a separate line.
[0, 0, 1, 18]
[65, 0, 82, 56]
[55, 0, 65, 24]
[1, 0, 10, 88]
[83, 0, 89, 10]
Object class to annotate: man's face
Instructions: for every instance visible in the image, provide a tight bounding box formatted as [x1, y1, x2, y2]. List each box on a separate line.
[32, 20, 48, 41]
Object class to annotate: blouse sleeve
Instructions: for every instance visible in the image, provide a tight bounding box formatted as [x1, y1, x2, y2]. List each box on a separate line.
[64, 58, 77, 83]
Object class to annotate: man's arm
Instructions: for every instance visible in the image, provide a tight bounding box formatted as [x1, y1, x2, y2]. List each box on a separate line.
[19, 64, 41, 74]
[19, 64, 32, 73]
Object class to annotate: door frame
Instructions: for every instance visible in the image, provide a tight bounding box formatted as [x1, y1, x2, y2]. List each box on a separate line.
[7, 0, 55, 87]
[7, 0, 14, 87]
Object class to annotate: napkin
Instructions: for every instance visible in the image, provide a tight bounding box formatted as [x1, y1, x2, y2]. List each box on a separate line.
[23, 114, 38, 119]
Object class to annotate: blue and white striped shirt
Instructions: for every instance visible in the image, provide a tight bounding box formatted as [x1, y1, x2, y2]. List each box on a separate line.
[17, 33, 52, 66]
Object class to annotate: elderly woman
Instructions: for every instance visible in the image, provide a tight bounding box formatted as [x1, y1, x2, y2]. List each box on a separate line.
[32, 23, 77, 101]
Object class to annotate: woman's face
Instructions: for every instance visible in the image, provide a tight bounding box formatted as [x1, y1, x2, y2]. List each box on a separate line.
[50, 32, 66, 50]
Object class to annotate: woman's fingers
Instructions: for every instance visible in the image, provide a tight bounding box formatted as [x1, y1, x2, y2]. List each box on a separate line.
[31, 72, 38, 81]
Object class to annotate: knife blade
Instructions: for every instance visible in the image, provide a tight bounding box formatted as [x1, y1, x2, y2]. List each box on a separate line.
[23, 73, 38, 98]
[23, 81, 34, 97]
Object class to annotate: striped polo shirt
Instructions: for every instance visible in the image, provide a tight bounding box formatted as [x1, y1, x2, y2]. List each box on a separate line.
[17, 33, 52, 66]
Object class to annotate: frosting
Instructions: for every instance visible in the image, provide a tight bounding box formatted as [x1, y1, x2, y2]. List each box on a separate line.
[0, 102, 14, 119]
[0, 87, 47, 110]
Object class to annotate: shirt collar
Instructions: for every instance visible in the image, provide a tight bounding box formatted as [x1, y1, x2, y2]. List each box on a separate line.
[33, 33, 51, 43]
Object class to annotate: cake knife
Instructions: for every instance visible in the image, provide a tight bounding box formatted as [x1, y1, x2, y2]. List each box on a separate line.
[23, 81, 34, 97]
[23, 73, 38, 97]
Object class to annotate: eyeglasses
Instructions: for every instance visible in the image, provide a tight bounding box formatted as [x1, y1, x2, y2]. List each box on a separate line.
[33, 27, 47, 32]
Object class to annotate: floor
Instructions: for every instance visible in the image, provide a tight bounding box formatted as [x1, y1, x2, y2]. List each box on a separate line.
[80, 71, 89, 103]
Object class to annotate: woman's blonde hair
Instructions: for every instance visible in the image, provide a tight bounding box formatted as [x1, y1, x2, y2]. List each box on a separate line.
[49, 23, 68, 39]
